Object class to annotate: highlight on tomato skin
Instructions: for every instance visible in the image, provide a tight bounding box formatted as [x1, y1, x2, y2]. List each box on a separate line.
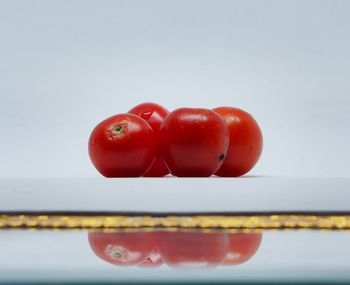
[156, 231, 230, 269]
[88, 232, 157, 267]
[222, 233, 263, 266]
[88, 113, 157, 177]
[128, 102, 169, 131]
[159, 107, 229, 177]
[213, 107, 263, 177]
[128, 102, 170, 177]
[137, 247, 164, 268]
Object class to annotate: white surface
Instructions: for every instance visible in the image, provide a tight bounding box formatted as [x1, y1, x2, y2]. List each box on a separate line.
[0, 177, 349, 212]
[0, 0, 350, 179]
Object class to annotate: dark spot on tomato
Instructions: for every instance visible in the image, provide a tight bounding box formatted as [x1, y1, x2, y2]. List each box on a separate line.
[219, 154, 225, 161]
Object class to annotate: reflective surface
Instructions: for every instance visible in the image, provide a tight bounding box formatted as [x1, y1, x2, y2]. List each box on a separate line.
[88, 231, 262, 268]
[1, 177, 350, 283]
[0, 229, 350, 284]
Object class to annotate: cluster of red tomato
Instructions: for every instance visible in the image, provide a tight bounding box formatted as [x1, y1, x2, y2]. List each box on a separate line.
[89, 103, 263, 177]
[88, 231, 262, 268]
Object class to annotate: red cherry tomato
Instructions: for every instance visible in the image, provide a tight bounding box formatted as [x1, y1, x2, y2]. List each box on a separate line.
[88, 232, 156, 267]
[213, 107, 263, 177]
[157, 231, 229, 269]
[128, 102, 169, 131]
[128, 102, 169, 177]
[138, 247, 164, 268]
[160, 108, 229, 177]
[88, 114, 157, 177]
[223, 233, 262, 265]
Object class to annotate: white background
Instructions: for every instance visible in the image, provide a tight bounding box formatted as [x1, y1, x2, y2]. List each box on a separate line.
[1, 0, 350, 178]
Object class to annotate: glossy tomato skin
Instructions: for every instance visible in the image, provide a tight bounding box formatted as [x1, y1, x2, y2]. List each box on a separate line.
[157, 231, 229, 269]
[128, 102, 169, 177]
[128, 102, 169, 131]
[213, 107, 263, 177]
[88, 114, 157, 177]
[160, 108, 229, 177]
[137, 247, 164, 268]
[142, 158, 168, 177]
[88, 232, 156, 267]
[223, 233, 263, 265]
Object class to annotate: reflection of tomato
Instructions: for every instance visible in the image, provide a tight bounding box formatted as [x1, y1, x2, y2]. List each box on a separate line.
[88, 114, 157, 177]
[88, 232, 156, 266]
[160, 108, 229, 177]
[128, 102, 169, 177]
[213, 107, 263, 177]
[157, 231, 229, 268]
[223, 233, 262, 265]
[138, 247, 164, 268]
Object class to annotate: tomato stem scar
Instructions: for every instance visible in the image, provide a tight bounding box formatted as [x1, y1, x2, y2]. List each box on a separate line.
[113, 125, 124, 135]
[113, 251, 124, 259]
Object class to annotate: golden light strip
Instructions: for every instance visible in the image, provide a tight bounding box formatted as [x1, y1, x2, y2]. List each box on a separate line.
[0, 214, 350, 230]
